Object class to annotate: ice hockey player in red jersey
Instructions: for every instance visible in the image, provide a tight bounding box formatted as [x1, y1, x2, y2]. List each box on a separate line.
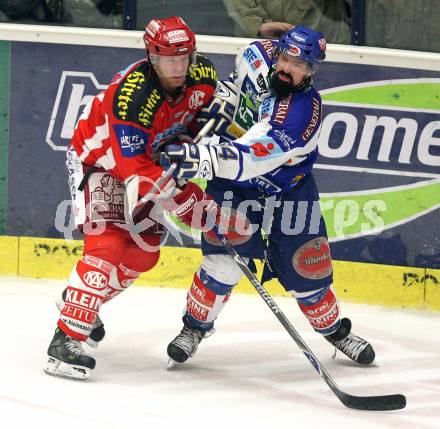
[44, 16, 217, 380]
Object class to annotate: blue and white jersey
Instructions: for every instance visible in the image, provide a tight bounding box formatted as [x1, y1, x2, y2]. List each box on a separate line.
[209, 40, 322, 195]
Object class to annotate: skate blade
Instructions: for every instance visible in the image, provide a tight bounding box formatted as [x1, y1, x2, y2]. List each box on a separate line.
[55, 297, 64, 312]
[167, 358, 181, 370]
[44, 356, 91, 380]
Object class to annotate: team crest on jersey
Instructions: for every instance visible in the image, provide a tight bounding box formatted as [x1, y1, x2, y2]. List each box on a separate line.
[189, 90, 205, 109]
[83, 271, 108, 290]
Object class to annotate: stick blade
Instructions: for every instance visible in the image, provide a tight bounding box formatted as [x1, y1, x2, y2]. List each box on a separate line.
[338, 392, 406, 411]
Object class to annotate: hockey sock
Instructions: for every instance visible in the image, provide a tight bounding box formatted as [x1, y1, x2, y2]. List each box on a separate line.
[185, 268, 235, 332]
[295, 284, 341, 336]
[58, 256, 115, 341]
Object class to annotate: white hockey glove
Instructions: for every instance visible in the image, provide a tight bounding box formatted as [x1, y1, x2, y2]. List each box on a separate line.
[198, 80, 239, 137]
[160, 143, 216, 180]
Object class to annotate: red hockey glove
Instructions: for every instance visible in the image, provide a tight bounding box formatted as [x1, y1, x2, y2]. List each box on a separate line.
[167, 182, 216, 229]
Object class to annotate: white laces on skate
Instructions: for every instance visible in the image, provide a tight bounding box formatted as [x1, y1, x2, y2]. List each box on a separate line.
[65, 339, 86, 356]
[171, 326, 204, 357]
[333, 334, 367, 360]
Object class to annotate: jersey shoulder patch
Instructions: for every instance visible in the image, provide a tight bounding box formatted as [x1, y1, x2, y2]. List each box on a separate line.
[112, 62, 163, 128]
[188, 55, 217, 88]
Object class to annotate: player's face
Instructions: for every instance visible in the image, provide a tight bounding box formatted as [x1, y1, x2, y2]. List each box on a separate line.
[151, 54, 190, 91]
[274, 53, 310, 86]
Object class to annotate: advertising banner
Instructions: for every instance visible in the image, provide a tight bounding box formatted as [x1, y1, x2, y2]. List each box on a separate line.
[6, 41, 440, 269]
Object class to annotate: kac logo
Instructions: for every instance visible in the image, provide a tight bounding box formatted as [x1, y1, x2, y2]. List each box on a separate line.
[189, 90, 205, 109]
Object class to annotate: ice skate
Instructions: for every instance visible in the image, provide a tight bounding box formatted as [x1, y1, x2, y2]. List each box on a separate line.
[167, 322, 208, 368]
[57, 289, 105, 348]
[44, 328, 96, 380]
[325, 318, 375, 365]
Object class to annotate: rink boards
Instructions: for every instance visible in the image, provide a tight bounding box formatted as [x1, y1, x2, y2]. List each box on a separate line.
[0, 26, 439, 310]
[0, 235, 438, 311]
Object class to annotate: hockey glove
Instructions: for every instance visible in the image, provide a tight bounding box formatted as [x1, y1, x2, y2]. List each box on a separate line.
[162, 182, 216, 229]
[160, 143, 215, 180]
[198, 81, 238, 137]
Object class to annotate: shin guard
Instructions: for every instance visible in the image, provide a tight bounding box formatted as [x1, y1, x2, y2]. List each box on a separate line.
[58, 256, 115, 341]
[295, 284, 341, 336]
[185, 268, 234, 331]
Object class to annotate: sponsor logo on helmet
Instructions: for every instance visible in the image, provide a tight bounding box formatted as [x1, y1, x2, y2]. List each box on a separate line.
[288, 46, 301, 56]
[292, 34, 306, 42]
[150, 20, 161, 31]
[146, 20, 161, 37]
[166, 29, 189, 44]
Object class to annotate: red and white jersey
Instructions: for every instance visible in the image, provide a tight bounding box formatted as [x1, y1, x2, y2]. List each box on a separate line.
[71, 55, 217, 196]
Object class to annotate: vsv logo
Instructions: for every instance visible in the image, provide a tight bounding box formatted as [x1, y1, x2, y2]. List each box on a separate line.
[46, 71, 107, 151]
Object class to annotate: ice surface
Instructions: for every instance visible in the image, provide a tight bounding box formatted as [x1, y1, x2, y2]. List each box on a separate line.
[0, 277, 439, 429]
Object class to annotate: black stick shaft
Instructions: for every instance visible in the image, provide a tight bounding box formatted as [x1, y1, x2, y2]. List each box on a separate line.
[204, 213, 406, 411]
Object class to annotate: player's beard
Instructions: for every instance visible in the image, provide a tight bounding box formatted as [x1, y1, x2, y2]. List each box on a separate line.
[270, 71, 294, 98]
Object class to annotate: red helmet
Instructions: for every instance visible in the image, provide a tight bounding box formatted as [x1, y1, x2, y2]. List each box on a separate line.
[144, 16, 196, 56]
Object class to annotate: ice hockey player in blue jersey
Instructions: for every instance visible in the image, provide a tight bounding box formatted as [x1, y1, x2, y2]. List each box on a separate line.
[161, 25, 375, 367]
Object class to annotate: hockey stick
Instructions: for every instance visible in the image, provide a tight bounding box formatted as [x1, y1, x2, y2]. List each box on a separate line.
[202, 212, 406, 411]
[157, 161, 406, 410]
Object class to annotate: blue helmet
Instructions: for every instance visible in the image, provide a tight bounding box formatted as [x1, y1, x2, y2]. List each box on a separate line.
[276, 25, 326, 73]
